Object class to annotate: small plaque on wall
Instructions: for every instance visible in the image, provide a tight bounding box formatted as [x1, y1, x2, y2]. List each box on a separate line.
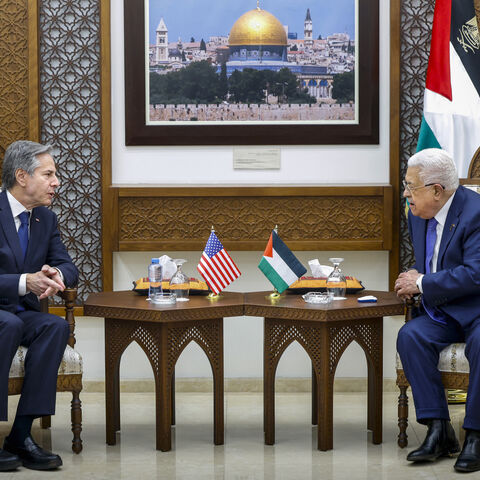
[233, 147, 281, 170]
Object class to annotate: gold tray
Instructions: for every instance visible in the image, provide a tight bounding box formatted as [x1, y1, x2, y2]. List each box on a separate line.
[132, 277, 210, 296]
[287, 276, 364, 294]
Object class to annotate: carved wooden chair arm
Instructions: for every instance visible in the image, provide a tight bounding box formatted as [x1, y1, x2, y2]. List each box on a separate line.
[404, 295, 422, 323]
[39, 288, 78, 348]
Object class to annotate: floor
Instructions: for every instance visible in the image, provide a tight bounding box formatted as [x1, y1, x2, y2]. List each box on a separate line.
[0, 391, 473, 479]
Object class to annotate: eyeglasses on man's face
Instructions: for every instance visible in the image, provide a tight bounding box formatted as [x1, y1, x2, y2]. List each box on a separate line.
[402, 180, 445, 194]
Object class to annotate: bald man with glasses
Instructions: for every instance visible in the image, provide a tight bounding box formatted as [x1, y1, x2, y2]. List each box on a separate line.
[395, 148, 480, 473]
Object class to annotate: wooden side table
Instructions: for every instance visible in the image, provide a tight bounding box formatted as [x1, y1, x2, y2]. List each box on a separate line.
[244, 291, 404, 451]
[84, 291, 244, 451]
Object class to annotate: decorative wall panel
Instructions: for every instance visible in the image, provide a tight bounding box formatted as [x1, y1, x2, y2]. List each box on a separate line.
[117, 187, 392, 251]
[399, 0, 435, 270]
[39, 0, 102, 302]
[0, 0, 29, 167]
[468, 148, 480, 178]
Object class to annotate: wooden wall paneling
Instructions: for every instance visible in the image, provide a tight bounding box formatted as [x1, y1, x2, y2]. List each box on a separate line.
[116, 186, 392, 252]
[383, 183, 393, 251]
[389, 0, 401, 289]
[0, 0, 30, 166]
[467, 146, 480, 179]
[100, 0, 114, 292]
[27, 0, 39, 141]
[38, 0, 103, 305]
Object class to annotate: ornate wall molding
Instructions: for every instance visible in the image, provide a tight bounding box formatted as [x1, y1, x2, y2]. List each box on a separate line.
[467, 147, 480, 179]
[116, 186, 393, 251]
[0, 0, 101, 304]
[38, 0, 103, 302]
[0, 0, 30, 167]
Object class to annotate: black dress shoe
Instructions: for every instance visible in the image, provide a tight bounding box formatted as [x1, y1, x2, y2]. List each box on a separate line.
[0, 448, 21, 471]
[3, 436, 62, 471]
[454, 429, 480, 472]
[407, 419, 460, 462]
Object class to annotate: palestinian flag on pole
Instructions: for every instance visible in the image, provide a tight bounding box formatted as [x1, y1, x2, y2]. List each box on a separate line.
[416, 0, 480, 177]
[258, 230, 307, 294]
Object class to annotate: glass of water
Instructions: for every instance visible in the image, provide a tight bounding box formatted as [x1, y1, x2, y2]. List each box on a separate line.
[326, 258, 347, 300]
[169, 259, 190, 301]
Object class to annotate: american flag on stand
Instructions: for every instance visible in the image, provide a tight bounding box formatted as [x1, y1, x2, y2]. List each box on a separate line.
[197, 231, 241, 294]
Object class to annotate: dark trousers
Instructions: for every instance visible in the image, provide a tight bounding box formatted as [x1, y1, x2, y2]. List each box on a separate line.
[0, 310, 69, 421]
[397, 313, 480, 430]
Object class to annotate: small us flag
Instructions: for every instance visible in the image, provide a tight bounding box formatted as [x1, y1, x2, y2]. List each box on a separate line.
[197, 231, 241, 294]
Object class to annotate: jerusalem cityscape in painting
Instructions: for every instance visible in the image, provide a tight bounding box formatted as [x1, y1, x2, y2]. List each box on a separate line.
[147, 0, 356, 123]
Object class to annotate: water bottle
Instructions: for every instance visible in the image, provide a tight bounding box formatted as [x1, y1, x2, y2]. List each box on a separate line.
[148, 258, 163, 304]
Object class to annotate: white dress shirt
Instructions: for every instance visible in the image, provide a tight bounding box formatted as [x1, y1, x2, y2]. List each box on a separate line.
[6, 190, 63, 297]
[416, 191, 456, 293]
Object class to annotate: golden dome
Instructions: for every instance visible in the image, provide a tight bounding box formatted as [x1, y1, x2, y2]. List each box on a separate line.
[229, 8, 287, 46]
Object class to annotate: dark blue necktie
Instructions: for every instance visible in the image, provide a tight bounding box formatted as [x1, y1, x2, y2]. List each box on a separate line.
[18, 211, 30, 260]
[422, 217, 447, 323]
[16, 211, 30, 313]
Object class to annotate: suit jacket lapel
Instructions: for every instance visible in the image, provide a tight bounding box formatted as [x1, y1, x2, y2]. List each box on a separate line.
[437, 188, 463, 269]
[0, 190, 24, 270]
[419, 221, 427, 272]
[411, 213, 427, 273]
[26, 208, 41, 265]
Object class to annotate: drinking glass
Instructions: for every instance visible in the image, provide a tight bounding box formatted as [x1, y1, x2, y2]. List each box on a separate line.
[169, 259, 190, 301]
[326, 257, 347, 300]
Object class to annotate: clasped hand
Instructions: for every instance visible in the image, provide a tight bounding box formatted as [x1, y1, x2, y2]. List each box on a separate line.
[26, 265, 65, 300]
[394, 269, 421, 300]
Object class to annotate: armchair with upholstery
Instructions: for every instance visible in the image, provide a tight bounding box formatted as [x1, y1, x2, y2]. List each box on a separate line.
[7, 289, 83, 453]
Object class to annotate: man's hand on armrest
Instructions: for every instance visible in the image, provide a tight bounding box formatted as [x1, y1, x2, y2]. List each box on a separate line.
[394, 269, 421, 300]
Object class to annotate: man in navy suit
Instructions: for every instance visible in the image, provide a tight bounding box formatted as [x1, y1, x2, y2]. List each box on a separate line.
[0, 140, 78, 471]
[395, 148, 480, 473]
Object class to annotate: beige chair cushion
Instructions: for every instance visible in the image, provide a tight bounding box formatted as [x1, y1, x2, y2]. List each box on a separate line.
[396, 343, 469, 374]
[9, 345, 83, 379]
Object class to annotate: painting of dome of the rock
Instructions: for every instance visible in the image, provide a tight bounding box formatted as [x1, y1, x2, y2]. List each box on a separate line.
[147, 0, 356, 124]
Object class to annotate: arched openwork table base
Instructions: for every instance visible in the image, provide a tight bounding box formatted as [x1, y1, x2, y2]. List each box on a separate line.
[263, 317, 383, 451]
[244, 291, 404, 451]
[84, 291, 244, 452]
[85, 290, 403, 452]
[104, 318, 223, 451]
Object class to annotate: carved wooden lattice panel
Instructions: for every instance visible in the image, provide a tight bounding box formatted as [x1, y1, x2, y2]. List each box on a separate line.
[329, 324, 380, 374]
[119, 196, 384, 242]
[0, 0, 29, 168]
[38, 0, 102, 302]
[265, 322, 323, 373]
[105, 320, 161, 373]
[167, 323, 221, 374]
[399, 0, 435, 270]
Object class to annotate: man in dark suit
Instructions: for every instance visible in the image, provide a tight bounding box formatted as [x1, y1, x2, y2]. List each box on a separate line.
[0, 140, 78, 471]
[395, 148, 480, 473]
